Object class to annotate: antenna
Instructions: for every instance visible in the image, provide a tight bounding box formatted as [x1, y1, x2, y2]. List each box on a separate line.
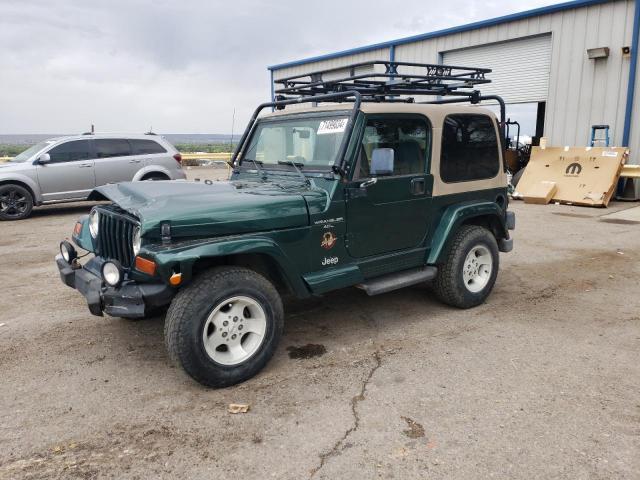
[229, 108, 236, 153]
[91, 124, 95, 134]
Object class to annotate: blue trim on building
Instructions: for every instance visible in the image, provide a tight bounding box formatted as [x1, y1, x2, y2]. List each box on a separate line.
[268, 0, 614, 71]
[623, 0, 640, 146]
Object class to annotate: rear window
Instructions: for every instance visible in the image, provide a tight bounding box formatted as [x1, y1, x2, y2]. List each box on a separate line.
[48, 140, 91, 163]
[130, 139, 167, 155]
[440, 114, 500, 183]
[94, 139, 131, 159]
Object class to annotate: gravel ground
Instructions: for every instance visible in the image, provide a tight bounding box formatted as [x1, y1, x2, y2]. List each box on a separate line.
[0, 182, 639, 479]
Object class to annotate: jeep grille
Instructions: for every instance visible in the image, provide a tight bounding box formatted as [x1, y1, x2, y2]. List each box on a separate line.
[96, 207, 138, 267]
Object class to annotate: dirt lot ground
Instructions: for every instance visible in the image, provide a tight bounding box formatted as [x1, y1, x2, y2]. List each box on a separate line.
[1, 175, 639, 479]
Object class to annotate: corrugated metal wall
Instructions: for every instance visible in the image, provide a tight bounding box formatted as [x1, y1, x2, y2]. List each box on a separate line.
[272, 48, 389, 81]
[272, 0, 639, 163]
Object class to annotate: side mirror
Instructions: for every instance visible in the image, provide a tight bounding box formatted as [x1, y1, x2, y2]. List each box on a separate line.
[370, 148, 394, 176]
[38, 153, 51, 164]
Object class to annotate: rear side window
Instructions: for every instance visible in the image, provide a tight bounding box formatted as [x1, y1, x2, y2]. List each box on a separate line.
[95, 139, 132, 159]
[130, 139, 167, 155]
[440, 114, 499, 182]
[48, 140, 91, 163]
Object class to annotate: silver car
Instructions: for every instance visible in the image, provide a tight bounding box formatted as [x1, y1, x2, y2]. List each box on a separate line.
[0, 133, 186, 220]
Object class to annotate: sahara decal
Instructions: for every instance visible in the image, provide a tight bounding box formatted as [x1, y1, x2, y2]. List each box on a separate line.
[321, 231, 337, 250]
[314, 217, 344, 226]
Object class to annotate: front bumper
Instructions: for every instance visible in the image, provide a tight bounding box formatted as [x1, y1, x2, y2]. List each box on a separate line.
[56, 255, 174, 318]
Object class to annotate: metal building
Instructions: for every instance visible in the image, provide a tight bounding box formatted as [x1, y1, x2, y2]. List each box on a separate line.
[268, 0, 640, 169]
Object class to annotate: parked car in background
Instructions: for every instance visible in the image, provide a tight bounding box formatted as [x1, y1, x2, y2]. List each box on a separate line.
[0, 133, 186, 220]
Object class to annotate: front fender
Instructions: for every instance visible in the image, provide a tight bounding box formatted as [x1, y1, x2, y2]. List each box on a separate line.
[427, 201, 507, 264]
[149, 236, 311, 297]
[0, 173, 42, 204]
[71, 215, 94, 251]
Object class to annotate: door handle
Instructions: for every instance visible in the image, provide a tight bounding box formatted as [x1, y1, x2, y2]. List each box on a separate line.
[360, 178, 378, 189]
[410, 178, 426, 195]
[79, 164, 93, 168]
[129, 159, 142, 163]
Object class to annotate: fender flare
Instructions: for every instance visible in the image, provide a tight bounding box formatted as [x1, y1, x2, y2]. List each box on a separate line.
[132, 165, 172, 181]
[427, 201, 507, 265]
[151, 236, 311, 298]
[0, 173, 42, 204]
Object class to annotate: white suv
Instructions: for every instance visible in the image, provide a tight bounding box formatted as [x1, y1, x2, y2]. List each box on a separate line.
[0, 133, 186, 220]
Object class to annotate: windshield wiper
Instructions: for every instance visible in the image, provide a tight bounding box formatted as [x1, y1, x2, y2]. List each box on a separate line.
[243, 158, 267, 180]
[278, 160, 310, 186]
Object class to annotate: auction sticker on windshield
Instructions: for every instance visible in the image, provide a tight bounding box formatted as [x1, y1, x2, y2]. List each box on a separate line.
[317, 118, 348, 135]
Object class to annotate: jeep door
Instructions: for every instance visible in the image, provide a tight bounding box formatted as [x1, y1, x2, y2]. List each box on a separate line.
[93, 139, 142, 185]
[345, 115, 433, 258]
[36, 139, 96, 201]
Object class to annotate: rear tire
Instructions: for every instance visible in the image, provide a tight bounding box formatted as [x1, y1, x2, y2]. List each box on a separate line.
[433, 225, 499, 309]
[164, 267, 283, 388]
[0, 184, 34, 220]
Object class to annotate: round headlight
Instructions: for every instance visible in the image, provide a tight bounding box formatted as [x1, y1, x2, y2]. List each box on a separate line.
[60, 240, 77, 263]
[132, 226, 141, 256]
[89, 210, 99, 238]
[101, 261, 123, 287]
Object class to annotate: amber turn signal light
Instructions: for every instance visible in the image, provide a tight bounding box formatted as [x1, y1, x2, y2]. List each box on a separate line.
[73, 222, 82, 236]
[134, 256, 156, 276]
[169, 272, 182, 286]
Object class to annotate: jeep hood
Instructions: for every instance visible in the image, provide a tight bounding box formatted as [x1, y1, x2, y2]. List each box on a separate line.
[91, 180, 327, 238]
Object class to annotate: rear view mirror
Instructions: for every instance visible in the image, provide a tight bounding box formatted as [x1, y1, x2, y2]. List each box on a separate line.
[38, 153, 51, 164]
[370, 148, 394, 176]
[294, 129, 311, 139]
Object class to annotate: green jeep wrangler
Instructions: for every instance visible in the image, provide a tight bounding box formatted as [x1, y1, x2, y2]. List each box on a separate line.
[56, 61, 515, 387]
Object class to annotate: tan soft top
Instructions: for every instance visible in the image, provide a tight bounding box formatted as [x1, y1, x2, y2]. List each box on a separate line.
[261, 102, 506, 197]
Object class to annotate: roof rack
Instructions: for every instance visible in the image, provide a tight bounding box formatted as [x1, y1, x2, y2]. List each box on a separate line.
[232, 61, 507, 175]
[274, 60, 492, 102]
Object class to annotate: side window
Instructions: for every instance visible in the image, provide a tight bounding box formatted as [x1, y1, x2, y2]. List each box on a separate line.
[357, 117, 428, 178]
[47, 140, 91, 163]
[440, 114, 499, 182]
[130, 139, 167, 155]
[94, 139, 132, 159]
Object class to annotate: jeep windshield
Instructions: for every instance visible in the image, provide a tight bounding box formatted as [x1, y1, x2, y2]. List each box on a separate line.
[241, 114, 350, 171]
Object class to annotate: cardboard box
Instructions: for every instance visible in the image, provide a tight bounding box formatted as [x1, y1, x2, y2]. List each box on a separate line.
[518, 146, 628, 207]
[522, 181, 557, 204]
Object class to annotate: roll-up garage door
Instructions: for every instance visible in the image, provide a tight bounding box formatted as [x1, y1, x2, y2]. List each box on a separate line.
[442, 34, 551, 104]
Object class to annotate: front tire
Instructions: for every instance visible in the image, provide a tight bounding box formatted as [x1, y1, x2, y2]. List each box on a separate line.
[433, 225, 499, 309]
[0, 184, 34, 220]
[164, 267, 284, 388]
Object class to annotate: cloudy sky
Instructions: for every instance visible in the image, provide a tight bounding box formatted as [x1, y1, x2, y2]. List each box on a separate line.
[1, 0, 556, 134]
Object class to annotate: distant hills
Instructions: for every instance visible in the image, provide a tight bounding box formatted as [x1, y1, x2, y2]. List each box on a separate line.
[0, 133, 235, 145]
